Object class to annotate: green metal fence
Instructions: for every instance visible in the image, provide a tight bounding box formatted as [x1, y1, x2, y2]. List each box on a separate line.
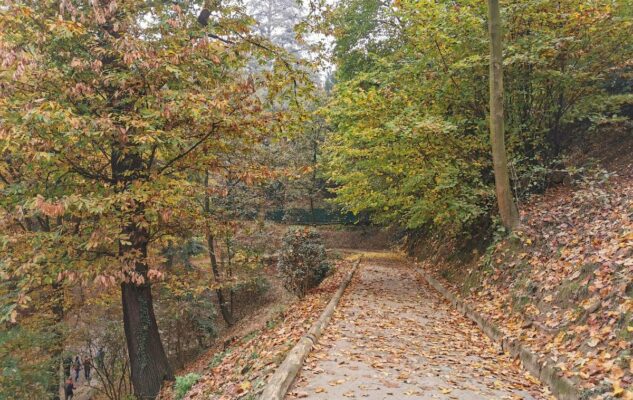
[264, 208, 359, 225]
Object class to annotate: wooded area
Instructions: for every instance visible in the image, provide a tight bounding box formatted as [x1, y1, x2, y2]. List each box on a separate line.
[0, 1, 631, 399]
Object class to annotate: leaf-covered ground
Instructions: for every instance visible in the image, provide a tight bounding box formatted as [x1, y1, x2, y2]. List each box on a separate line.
[159, 254, 359, 400]
[288, 252, 550, 399]
[420, 175, 633, 399]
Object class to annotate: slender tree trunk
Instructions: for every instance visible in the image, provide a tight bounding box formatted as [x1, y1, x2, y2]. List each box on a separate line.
[206, 231, 234, 326]
[204, 171, 233, 326]
[47, 282, 64, 400]
[310, 136, 318, 226]
[309, 196, 315, 226]
[487, 0, 520, 230]
[226, 237, 234, 316]
[40, 216, 63, 400]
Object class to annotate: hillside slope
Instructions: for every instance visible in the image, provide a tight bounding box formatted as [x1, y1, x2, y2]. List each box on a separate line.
[418, 170, 632, 399]
[158, 255, 360, 400]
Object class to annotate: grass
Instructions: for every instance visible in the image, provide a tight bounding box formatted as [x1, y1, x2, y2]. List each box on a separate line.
[209, 348, 232, 368]
[174, 373, 201, 400]
[240, 330, 260, 344]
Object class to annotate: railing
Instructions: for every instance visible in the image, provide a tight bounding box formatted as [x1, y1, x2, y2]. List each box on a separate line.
[264, 208, 360, 225]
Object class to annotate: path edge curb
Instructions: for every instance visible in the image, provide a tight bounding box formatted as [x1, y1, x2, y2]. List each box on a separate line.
[258, 256, 362, 400]
[417, 269, 581, 400]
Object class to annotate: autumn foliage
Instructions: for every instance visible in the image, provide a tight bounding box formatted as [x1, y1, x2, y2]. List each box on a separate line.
[0, 0, 631, 399]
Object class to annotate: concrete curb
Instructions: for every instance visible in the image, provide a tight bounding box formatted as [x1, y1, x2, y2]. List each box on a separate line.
[259, 257, 362, 400]
[417, 270, 580, 400]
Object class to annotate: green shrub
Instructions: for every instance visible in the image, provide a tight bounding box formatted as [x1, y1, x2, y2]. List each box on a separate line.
[174, 373, 201, 400]
[278, 228, 330, 297]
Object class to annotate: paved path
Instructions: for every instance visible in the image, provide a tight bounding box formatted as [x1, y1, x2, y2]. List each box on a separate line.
[287, 253, 551, 400]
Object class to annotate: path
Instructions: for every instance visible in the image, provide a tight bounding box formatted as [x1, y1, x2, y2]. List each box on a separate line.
[59, 362, 96, 400]
[287, 252, 552, 400]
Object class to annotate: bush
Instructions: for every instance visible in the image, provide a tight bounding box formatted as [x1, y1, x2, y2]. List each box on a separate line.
[174, 373, 201, 400]
[277, 228, 330, 297]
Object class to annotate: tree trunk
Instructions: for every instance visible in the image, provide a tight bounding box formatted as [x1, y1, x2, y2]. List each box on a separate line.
[309, 196, 315, 226]
[47, 282, 64, 400]
[487, 0, 520, 231]
[115, 157, 173, 398]
[204, 171, 233, 326]
[206, 231, 234, 326]
[121, 276, 173, 399]
[310, 136, 318, 226]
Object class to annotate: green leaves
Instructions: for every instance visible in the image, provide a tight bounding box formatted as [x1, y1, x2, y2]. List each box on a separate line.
[323, 0, 633, 235]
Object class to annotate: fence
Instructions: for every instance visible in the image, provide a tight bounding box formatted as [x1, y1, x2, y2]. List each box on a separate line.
[264, 208, 360, 225]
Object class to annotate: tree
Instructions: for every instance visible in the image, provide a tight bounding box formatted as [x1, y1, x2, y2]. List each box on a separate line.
[487, 0, 519, 230]
[0, 1, 302, 397]
[321, 0, 632, 236]
[246, 0, 304, 54]
[204, 171, 233, 327]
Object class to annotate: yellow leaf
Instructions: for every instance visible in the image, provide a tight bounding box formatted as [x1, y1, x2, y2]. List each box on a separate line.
[613, 380, 624, 397]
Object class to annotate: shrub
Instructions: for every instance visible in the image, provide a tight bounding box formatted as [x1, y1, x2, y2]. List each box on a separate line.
[174, 373, 201, 400]
[277, 228, 330, 297]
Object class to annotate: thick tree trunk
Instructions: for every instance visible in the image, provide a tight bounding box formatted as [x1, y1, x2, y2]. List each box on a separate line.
[204, 171, 233, 326]
[115, 152, 173, 398]
[121, 277, 173, 399]
[487, 0, 520, 231]
[120, 219, 172, 399]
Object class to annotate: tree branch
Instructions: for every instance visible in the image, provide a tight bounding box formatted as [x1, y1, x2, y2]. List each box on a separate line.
[157, 123, 219, 175]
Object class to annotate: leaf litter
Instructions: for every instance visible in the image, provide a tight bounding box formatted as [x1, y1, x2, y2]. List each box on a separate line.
[419, 175, 633, 399]
[288, 252, 551, 399]
[159, 255, 359, 400]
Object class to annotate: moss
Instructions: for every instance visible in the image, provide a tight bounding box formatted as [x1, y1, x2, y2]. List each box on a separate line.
[555, 281, 581, 307]
[616, 349, 631, 368]
[525, 280, 538, 295]
[580, 262, 599, 275]
[579, 383, 612, 399]
[553, 264, 594, 307]
[136, 296, 151, 370]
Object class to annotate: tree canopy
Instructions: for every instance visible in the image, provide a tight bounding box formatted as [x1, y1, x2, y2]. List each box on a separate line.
[323, 0, 633, 233]
[0, 0, 309, 397]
